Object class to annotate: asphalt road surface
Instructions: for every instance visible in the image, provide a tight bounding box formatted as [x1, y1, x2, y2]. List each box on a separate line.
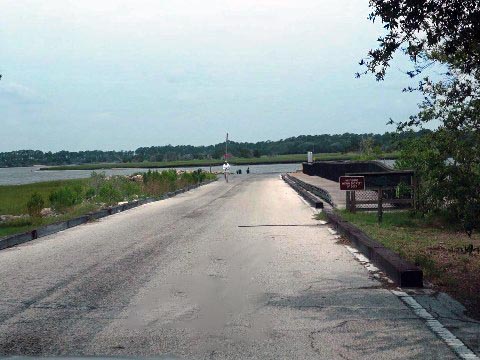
[0, 174, 457, 359]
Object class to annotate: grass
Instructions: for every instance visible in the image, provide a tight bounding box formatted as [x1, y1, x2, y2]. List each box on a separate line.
[39, 152, 400, 171]
[0, 202, 99, 238]
[0, 170, 217, 238]
[334, 210, 480, 318]
[0, 179, 89, 215]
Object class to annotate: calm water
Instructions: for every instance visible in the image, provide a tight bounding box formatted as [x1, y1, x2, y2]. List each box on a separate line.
[0, 163, 303, 185]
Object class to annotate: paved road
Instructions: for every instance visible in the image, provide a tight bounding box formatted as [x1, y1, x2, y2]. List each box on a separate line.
[0, 175, 456, 359]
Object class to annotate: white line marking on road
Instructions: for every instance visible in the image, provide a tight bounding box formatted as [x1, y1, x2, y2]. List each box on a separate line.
[327, 228, 338, 235]
[391, 291, 479, 360]
[338, 230, 478, 359]
[344, 244, 392, 284]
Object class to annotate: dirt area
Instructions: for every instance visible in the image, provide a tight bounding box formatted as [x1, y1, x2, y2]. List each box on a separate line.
[424, 232, 480, 319]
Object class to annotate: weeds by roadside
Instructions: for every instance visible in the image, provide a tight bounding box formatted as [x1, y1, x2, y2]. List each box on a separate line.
[0, 169, 217, 238]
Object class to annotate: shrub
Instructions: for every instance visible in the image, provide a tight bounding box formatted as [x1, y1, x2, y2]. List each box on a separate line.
[98, 182, 123, 205]
[26, 192, 45, 218]
[143, 169, 178, 192]
[119, 180, 141, 200]
[49, 186, 83, 212]
[397, 130, 480, 234]
[0, 217, 32, 229]
[85, 187, 96, 199]
[89, 171, 107, 192]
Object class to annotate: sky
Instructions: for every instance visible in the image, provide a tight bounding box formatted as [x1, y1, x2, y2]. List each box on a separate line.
[0, 0, 423, 152]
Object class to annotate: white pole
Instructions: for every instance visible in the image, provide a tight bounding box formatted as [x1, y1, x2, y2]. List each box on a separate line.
[225, 132, 228, 160]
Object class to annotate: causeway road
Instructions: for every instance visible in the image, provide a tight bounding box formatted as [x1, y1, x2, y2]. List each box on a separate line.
[0, 174, 457, 358]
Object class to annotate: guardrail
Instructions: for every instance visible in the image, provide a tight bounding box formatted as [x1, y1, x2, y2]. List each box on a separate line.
[285, 174, 334, 207]
[281, 174, 324, 209]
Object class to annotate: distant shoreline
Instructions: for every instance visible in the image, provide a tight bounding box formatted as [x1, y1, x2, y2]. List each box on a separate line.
[37, 152, 400, 171]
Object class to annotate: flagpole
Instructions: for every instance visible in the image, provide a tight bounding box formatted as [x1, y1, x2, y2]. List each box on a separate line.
[225, 132, 228, 160]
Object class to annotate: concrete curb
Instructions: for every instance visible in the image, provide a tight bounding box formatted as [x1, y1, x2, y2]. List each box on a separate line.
[324, 209, 423, 288]
[0, 178, 217, 251]
[284, 174, 335, 207]
[281, 174, 323, 209]
[281, 173, 422, 288]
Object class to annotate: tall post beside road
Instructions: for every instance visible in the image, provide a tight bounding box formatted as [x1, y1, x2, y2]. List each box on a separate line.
[351, 191, 356, 213]
[225, 132, 228, 160]
[307, 151, 313, 163]
[377, 188, 383, 223]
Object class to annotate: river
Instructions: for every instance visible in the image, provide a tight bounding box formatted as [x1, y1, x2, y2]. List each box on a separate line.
[0, 163, 303, 185]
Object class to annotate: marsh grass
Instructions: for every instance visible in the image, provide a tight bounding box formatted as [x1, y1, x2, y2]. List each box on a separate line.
[0, 170, 217, 238]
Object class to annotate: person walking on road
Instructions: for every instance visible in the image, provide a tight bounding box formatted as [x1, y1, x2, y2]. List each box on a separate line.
[223, 161, 231, 182]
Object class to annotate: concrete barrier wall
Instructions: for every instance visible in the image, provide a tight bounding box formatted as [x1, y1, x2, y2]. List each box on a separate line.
[0, 232, 33, 250]
[302, 161, 414, 188]
[302, 161, 393, 182]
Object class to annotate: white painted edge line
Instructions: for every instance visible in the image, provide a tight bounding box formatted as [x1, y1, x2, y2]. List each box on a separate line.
[343, 244, 384, 279]
[327, 227, 341, 239]
[335, 228, 478, 359]
[391, 291, 479, 360]
[327, 227, 337, 235]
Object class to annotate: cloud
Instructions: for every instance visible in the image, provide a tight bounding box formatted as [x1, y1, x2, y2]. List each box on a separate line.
[0, 82, 45, 105]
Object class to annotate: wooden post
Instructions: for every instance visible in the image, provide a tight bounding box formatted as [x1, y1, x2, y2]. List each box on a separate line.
[377, 188, 383, 223]
[346, 191, 350, 212]
[412, 173, 418, 210]
[351, 191, 356, 213]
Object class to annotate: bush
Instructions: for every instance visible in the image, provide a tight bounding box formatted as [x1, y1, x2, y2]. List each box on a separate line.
[98, 182, 123, 205]
[0, 217, 32, 229]
[85, 187, 96, 199]
[89, 171, 107, 192]
[143, 169, 178, 192]
[26, 192, 45, 218]
[49, 186, 83, 212]
[396, 129, 480, 234]
[120, 180, 141, 200]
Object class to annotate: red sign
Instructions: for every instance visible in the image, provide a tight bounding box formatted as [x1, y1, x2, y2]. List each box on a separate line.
[339, 176, 365, 190]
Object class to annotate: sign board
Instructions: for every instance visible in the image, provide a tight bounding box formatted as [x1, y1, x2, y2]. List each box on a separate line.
[339, 176, 365, 191]
[307, 151, 313, 163]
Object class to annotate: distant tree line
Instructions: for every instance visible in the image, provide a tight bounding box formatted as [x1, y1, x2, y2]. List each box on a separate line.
[0, 131, 428, 167]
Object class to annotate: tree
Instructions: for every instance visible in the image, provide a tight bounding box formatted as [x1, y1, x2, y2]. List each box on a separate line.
[359, 137, 375, 159]
[359, 0, 480, 82]
[362, 1, 480, 231]
[396, 129, 480, 233]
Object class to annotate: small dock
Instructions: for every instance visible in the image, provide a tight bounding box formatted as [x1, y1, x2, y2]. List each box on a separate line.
[289, 172, 346, 209]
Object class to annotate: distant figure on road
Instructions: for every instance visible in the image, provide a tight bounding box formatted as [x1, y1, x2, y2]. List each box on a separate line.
[223, 161, 231, 182]
[246, 167, 250, 174]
